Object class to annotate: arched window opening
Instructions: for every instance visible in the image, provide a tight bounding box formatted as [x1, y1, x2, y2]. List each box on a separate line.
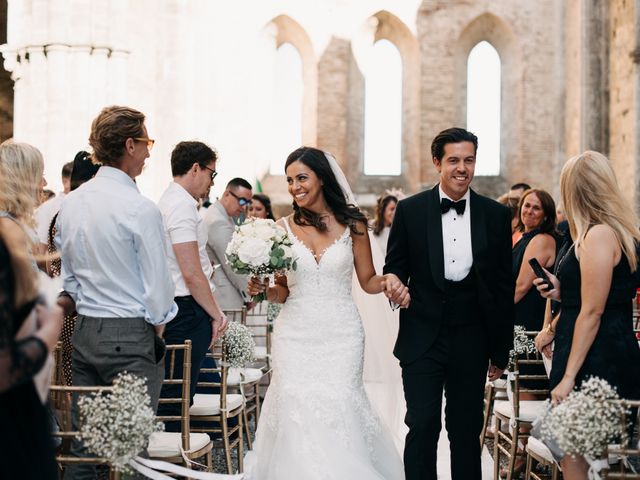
[271, 42, 303, 175]
[364, 39, 402, 176]
[467, 41, 501, 176]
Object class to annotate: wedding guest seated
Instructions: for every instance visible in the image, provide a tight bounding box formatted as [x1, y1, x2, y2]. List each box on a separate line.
[0, 140, 63, 480]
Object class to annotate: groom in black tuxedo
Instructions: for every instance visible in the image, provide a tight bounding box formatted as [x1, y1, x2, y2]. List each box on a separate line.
[384, 128, 514, 480]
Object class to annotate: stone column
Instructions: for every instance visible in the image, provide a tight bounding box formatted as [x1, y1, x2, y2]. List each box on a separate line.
[581, 0, 609, 153]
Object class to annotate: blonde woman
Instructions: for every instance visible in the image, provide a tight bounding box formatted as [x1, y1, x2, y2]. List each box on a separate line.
[535, 151, 640, 479]
[0, 140, 63, 479]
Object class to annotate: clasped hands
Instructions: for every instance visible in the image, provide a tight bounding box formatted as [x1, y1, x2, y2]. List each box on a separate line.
[382, 274, 410, 309]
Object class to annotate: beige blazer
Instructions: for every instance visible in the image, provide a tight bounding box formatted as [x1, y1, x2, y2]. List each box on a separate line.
[203, 201, 249, 310]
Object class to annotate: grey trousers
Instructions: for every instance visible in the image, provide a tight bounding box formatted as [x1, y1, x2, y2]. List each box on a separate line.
[63, 315, 165, 480]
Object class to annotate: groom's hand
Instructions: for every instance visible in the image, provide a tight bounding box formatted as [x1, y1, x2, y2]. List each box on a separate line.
[487, 363, 504, 382]
[383, 274, 410, 308]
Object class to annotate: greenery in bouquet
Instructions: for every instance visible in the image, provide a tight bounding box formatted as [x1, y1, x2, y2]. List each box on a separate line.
[540, 376, 629, 459]
[507, 324, 538, 371]
[77, 372, 164, 472]
[225, 217, 297, 302]
[222, 321, 256, 368]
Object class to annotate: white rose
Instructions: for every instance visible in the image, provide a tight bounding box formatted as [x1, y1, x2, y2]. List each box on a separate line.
[253, 222, 275, 241]
[281, 244, 294, 260]
[237, 237, 273, 267]
[273, 224, 286, 242]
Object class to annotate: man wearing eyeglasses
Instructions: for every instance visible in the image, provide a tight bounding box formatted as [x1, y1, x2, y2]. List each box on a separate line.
[204, 177, 253, 309]
[156, 141, 228, 429]
[57, 106, 177, 480]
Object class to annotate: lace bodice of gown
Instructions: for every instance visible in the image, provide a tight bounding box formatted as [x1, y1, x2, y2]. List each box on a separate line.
[244, 218, 403, 480]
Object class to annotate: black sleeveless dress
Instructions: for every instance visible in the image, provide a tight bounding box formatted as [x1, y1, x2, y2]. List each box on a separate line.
[512, 229, 554, 389]
[550, 245, 640, 399]
[513, 229, 554, 331]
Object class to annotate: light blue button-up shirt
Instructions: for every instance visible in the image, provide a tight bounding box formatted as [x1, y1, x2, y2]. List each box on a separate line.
[56, 166, 178, 325]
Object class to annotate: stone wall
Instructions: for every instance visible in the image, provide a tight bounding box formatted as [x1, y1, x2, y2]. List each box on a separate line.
[1, 0, 638, 210]
[0, 0, 12, 142]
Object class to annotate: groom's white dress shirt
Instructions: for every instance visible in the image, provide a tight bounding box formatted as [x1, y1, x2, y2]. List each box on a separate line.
[439, 186, 473, 281]
[56, 166, 178, 325]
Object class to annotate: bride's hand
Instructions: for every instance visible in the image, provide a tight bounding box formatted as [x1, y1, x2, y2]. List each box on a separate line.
[383, 274, 411, 308]
[248, 277, 268, 297]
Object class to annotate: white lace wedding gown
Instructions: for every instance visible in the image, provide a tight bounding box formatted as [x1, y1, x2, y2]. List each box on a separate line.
[243, 219, 404, 479]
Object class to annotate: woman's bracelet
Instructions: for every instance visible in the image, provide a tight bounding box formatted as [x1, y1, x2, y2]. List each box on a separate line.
[544, 323, 555, 335]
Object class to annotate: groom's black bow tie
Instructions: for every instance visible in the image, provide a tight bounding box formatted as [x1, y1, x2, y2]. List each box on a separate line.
[440, 198, 466, 215]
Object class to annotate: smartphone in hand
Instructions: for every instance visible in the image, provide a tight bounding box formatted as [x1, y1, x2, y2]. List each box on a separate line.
[528, 258, 552, 291]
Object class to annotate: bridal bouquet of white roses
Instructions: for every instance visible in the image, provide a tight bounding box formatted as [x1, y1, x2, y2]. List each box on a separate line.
[225, 218, 297, 302]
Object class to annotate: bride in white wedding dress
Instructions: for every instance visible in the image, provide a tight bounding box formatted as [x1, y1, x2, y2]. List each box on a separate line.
[244, 147, 409, 480]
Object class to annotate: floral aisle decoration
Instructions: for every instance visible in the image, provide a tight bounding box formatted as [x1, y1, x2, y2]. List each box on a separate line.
[77, 372, 163, 473]
[225, 218, 297, 302]
[508, 324, 538, 371]
[222, 321, 256, 368]
[539, 376, 628, 460]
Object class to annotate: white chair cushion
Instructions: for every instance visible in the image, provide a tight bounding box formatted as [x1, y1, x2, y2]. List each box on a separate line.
[190, 393, 244, 416]
[254, 346, 268, 359]
[494, 400, 547, 422]
[491, 378, 508, 389]
[227, 367, 264, 386]
[148, 431, 210, 458]
[526, 436, 555, 463]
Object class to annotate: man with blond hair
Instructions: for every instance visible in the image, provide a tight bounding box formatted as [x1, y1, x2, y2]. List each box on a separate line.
[57, 106, 177, 479]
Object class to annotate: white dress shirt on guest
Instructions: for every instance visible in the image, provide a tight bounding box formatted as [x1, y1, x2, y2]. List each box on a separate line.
[56, 166, 178, 325]
[439, 185, 473, 281]
[157, 182, 215, 297]
[34, 192, 65, 244]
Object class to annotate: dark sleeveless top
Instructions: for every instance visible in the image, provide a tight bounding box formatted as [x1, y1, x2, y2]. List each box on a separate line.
[550, 244, 640, 399]
[512, 229, 554, 331]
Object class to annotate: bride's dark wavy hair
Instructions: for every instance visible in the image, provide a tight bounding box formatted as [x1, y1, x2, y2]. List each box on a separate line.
[285, 147, 367, 234]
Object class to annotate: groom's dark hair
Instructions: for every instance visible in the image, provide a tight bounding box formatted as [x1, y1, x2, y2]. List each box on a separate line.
[431, 127, 478, 160]
[285, 146, 367, 235]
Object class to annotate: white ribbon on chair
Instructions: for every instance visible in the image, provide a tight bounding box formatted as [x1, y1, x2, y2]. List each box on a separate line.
[586, 457, 609, 480]
[129, 456, 244, 479]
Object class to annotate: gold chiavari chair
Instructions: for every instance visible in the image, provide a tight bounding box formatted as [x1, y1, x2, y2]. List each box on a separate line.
[494, 331, 550, 480]
[524, 436, 562, 480]
[50, 384, 119, 479]
[225, 306, 269, 446]
[190, 342, 245, 474]
[603, 399, 640, 479]
[481, 377, 508, 446]
[148, 340, 213, 470]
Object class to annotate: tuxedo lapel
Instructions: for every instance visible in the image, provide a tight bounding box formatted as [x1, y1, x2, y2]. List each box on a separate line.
[470, 189, 487, 262]
[426, 185, 446, 291]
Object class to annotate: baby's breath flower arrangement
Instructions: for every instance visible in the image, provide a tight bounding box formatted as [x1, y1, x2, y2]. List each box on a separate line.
[540, 376, 628, 459]
[77, 372, 164, 472]
[225, 217, 297, 302]
[507, 325, 538, 370]
[223, 321, 256, 368]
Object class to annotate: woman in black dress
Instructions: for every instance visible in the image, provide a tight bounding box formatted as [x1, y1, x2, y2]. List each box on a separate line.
[0, 140, 63, 479]
[535, 151, 640, 480]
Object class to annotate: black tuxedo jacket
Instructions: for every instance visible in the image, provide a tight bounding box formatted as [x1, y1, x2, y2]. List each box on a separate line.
[383, 185, 514, 369]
